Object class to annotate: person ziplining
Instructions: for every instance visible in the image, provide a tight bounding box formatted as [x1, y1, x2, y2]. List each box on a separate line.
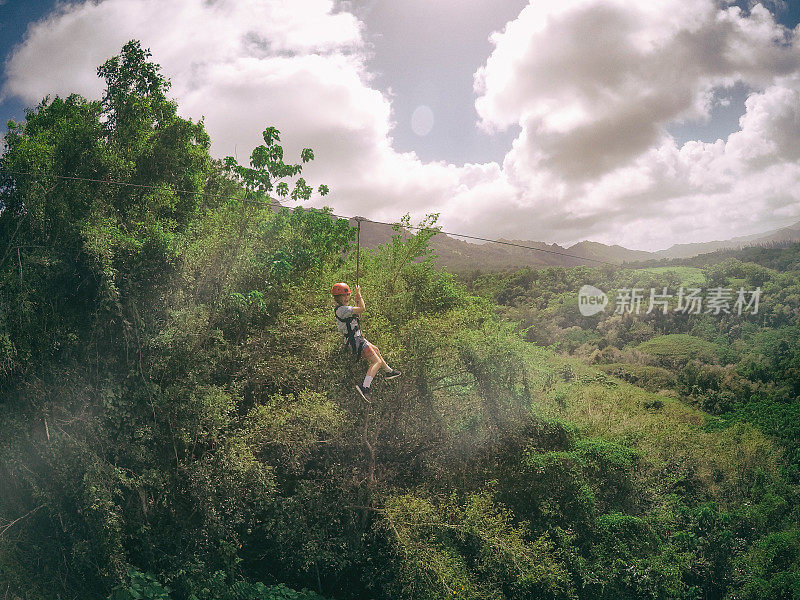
[333, 282, 401, 401]
[330, 218, 400, 401]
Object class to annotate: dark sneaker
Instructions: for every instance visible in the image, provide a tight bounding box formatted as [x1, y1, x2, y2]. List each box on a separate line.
[356, 384, 372, 402]
[385, 370, 402, 380]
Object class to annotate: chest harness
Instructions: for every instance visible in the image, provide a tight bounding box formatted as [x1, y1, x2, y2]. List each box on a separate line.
[335, 306, 366, 356]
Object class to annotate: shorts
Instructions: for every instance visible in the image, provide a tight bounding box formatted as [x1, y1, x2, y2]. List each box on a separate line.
[360, 338, 376, 359]
[343, 337, 375, 359]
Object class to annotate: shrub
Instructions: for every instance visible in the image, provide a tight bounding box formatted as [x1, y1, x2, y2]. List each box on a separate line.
[636, 334, 720, 368]
[596, 363, 677, 392]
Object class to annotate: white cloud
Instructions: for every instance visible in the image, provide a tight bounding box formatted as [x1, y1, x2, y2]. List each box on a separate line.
[476, 0, 800, 181]
[2, 0, 800, 251]
[467, 0, 800, 248]
[2, 0, 363, 105]
[1, 0, 467, 222]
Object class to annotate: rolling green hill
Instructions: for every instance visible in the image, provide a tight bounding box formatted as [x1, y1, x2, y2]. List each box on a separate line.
[636, 334, 722, 366]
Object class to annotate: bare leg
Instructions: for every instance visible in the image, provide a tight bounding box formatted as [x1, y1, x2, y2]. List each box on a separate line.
[366, 348, 385, 378]
[371, 346, 392, 372]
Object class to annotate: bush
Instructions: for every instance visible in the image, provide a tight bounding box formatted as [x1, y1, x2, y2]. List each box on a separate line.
[730, 529, 800, 600]
[109, 569, 330, 600]
[636, 335, 720, 368]
[596, 363, 677, 392]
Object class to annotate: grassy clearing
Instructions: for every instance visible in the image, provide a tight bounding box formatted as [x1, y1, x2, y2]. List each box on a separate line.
[636, 333, 721, 365]
[631, 266, 706, 287]
[522, 342, 781, 508]
[594, 362, 677, 392]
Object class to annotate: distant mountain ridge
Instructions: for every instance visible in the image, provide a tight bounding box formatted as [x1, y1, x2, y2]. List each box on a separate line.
[653, 220, 800, 259]
[350, 218, 800, 271]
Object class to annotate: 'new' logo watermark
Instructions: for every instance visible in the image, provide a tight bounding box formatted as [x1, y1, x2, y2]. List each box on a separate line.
[578, 285, 608, 316]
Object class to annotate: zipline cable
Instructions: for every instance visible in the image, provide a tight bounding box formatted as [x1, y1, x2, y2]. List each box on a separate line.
[364, 218, 617, 266]
[0, 167, 618, 266]
[354, 216, 365, 287]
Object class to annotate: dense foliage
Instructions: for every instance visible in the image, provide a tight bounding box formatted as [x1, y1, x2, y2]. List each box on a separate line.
[465, 248, 800, 468]
[1, 42, 798, 600]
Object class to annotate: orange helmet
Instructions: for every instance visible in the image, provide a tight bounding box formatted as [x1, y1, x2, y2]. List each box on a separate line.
[332, 282, 350, 296]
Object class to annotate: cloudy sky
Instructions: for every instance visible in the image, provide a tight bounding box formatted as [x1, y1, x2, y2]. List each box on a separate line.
[1, 0, 800, 251]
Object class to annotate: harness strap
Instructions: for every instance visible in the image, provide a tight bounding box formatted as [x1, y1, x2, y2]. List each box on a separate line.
[335, 307, 364, 356]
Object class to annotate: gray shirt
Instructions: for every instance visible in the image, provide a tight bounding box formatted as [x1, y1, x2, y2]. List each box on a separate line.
[334, 305, 365, 344]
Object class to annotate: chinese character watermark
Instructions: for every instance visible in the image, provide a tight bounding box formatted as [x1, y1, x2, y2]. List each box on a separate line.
[578, 286, 761, 316]
[614, 288, 645, 315]
[676, 287, 703, 314]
